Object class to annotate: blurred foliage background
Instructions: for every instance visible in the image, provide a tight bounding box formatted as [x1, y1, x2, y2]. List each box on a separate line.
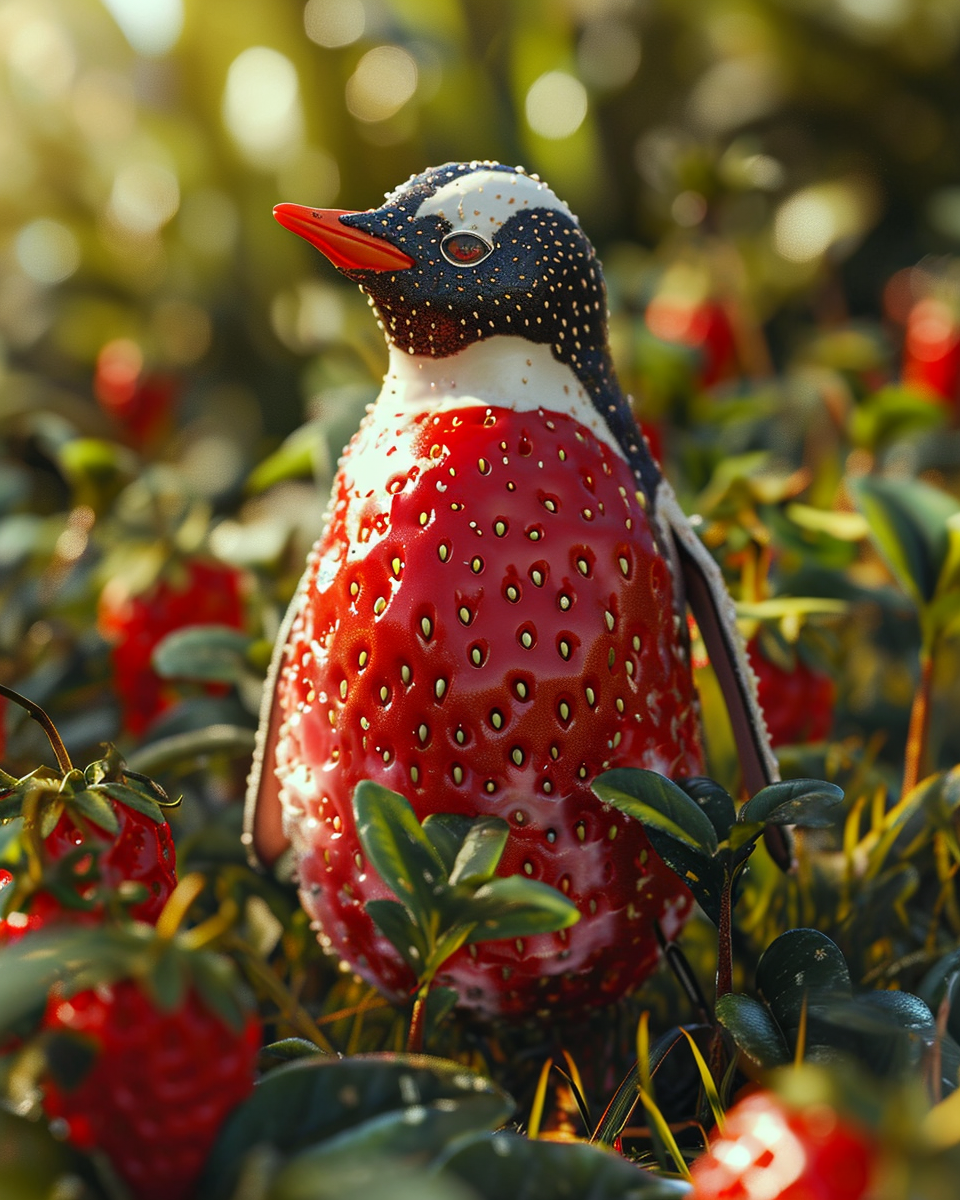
[5, 0, 960, 790]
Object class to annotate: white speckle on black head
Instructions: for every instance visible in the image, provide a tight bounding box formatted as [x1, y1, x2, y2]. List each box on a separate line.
[339, 161, 661, 499]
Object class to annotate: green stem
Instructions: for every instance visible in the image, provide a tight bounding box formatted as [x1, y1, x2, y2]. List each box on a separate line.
[407, 984, 430, 1054]
[708, 873, 735, 1088]
[903, 646, 935, 796]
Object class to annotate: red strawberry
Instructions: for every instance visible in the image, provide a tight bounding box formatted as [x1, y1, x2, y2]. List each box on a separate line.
[272, 404, 702, 1018]
[99, 557, 245, 735]
[747, 638, 835, 748]
[0, 706, 177, 935]
[94, 337, 179, 448]
[690, 1089, 878, 1200]
[901, 297, 960, 405]
[41, 972, 260, 1200]
[645, 296, 739, 387]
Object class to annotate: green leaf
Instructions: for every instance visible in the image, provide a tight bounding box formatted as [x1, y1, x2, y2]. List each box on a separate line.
[851, 475, 960, 607]
[639, 825, 727, 926]
[676, 777, 737, 841]
[352, 782, 448, 930]
[463, 876, 580, 944]
[189, 950, 249, 1033]
[756, 929, 852, 1043]
[277, 1092, 511, 1179]
[421, 813, 474, 877]
[593, 769, 719, 855]
[68, 788, 120, 835]
[152, 625, 256, 685]
[145, 941, 189, 1013]
[448, 817, 509, 887]
[124, 725, 257, 777]
[95, 781, 165, 825]
[200, 1054, 514, 1200]
[715, 993, 791, 1068]
[438, 1131, 689, 1200]
[365, 899, 429, 974]
[739, 779, 844, 828]
[814, 991, 936, 1080]
[261, 1038, 327, 1064]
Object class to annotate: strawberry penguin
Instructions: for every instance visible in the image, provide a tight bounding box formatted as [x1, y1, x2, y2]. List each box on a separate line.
[246, 162, 779, 1020]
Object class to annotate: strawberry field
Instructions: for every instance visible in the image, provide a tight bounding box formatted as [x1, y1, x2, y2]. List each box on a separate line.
[5, 1, 960, 1197]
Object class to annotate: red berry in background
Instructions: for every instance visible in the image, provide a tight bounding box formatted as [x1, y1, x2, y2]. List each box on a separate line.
[98, 557, 245, 735]
[41, 978, 260, 1200]
[747, 638, 835, 748]
[271, 406, 703, 1020]
[690, 1090, 878, 1200]
[645, 295, 739, 387]
[94, 338, 180, 449]
[901, 297, 960, 405]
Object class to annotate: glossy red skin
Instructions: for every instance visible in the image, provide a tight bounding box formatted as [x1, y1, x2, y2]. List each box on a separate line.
[747, 640, 835, 748]
[690, 1091, 877, 1200]
[42, 980, 260, 1200]
[273, 404, 703, 1019]
[99, 558, 245, 735]
[0, 805, 176, 940]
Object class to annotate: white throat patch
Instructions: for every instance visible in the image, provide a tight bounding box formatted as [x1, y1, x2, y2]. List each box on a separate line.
[414, 168, 576, 236]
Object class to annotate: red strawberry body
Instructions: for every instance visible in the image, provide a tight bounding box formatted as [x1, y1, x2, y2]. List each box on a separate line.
[690, 1090, 877, 1200]
[747, 639, 834, 748]
[0, 795, 176, 940]
[902, 297, 960, 405]
[274, 401, 702, 1018]
[99, 558, 245, 735]
[42, 979, 260, 1200]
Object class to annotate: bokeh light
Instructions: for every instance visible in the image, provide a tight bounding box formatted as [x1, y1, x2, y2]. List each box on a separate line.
[524, 71, 588, 140]
[15, 218, 80, 285]
[223, 46, 304, 166]
[100, 0, 184, 57]
[304, 0, 365, 48]
[345, 45, 418, 123]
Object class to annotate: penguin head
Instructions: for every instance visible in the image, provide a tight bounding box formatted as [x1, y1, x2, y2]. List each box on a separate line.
[275, 161, 613, 390]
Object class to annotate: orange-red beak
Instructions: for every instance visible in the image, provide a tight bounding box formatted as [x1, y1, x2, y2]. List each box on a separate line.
[273, 204, 415, 272]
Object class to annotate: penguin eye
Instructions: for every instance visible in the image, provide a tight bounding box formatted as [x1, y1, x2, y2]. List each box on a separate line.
[440, 231, 493, 266]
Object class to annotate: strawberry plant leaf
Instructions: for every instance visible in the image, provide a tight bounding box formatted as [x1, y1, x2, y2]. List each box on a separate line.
[437, 1130, 690, 1199]
[676, 776, 737, 841]
[353, 782, 448, 931]
[68, 788, 120, 835]
[425, 985, 459, 1036]
[593, 768, 720, 855]
[638, 826, 727, 926]
[739, 779, 844, 828]
[421, 813, 474, 876]
[200, 1054, 514, 1200]
[190, 951, 249, 1034]
[463, 876, 580, 944]
[276, 1091, 512, 1177]
[715, 993, 791, 1068]
[448, 817, 509, 887]
[38, 797, 65, 839]
[851, 475, 960, 607]
[261, 1038, 325, 1064]
[145, 941, 190, 1013]
[152, 625, 256, 685]
[756, 929, 852, 1042]
[95, 781, 166, 825]
[365, 899, 430, 973]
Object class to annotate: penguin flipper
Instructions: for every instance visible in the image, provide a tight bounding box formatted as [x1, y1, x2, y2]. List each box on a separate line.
[654, 480, 794, 870]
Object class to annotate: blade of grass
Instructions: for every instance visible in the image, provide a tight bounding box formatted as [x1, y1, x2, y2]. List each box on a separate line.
[636, 1087, 692, 1181]
[680, 1028, 725, 1135]
[527, 1057, 553, 1140]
